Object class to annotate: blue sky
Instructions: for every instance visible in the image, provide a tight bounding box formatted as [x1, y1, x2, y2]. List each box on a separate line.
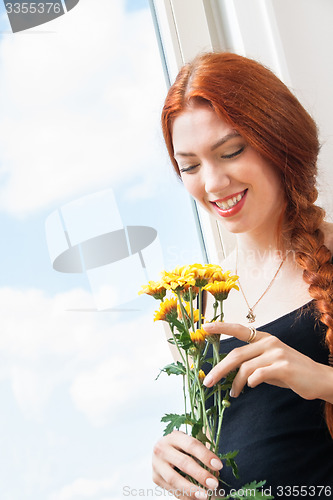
[0, 1, 204, 499]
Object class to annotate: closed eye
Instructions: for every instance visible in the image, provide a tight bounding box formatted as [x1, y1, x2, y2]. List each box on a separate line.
[221, 146, 245, 159]
[179, 164, 200, 174]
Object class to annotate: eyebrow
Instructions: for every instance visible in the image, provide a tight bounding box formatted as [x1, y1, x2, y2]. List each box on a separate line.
[174, 132, 241, 157]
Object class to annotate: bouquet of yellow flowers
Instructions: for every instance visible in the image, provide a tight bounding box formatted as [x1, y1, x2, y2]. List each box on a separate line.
[140, 263, 273, 500]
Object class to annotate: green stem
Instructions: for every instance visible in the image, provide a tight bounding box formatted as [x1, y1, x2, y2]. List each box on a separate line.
[182, 374, 188, 433]
[194, 355, 214, 444]
[176, 291, 190, 333]
[219, 299, 224, 322]
[185, 351, 195, 419]
[170, 325, 186, 365]
[202, 341, 210, 360]
[212, 342, 221, 443]
[198, 287, 203, 328]
[213, 300, 218, 321]
[189, 286, 195, 331]
[215, 390, 229, 455]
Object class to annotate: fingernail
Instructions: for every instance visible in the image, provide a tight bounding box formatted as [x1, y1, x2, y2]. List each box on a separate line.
[206, 477, 219, 489]
[210, 458, 223, 470]
[195, 491, 207, 499]
[203, 374, 213, 387]
[230, 388, 235, 398]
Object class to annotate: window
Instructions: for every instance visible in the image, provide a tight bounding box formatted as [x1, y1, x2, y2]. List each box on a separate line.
[0, 1, 205, 497]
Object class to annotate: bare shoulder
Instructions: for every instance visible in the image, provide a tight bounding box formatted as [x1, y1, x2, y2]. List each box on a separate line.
[321, 221, 333, 254]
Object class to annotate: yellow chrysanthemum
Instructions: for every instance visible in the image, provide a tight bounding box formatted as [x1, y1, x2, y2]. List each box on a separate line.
[180, 284, 199, 302]
[204, 278, 239, 301]
[210, 269, 238, 283]
[185, 264, 223, 287]
[190, 328, 207, 345]
[160, 264, 227, 291]
[177, 303, 201, 324]
[161, 270, 196, 292]
[138, 280, 166, 300]
[190, 364, 206, 382]
[154, 298, 178, 322]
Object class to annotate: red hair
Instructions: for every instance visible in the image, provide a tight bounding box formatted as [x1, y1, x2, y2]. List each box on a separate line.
[161, 52, 333, 436]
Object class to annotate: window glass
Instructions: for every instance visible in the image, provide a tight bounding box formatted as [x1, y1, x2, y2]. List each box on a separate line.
[0, 1, 204, 497]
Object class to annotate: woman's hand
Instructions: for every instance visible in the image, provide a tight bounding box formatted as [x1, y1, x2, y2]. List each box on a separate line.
[202, 322, 333, 403]
[152, 430, 223, 499]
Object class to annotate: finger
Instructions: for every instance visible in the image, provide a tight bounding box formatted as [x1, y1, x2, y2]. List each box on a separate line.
[153, 458, 208, 499]
[230, 354, 272, 397]
[203, 342, 264, 387]
[167, 431, 223, 472]
[161, 446, 220, 492]
[247, 364, 289, 390]
[203, 321, 264, 343]
[153, 432, 222, 491]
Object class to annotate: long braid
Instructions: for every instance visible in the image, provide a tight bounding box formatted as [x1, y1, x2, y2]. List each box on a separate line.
[286, 188, 333, 435]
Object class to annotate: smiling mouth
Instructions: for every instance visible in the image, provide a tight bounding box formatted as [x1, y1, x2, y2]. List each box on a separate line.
[213, 189, 247, 211]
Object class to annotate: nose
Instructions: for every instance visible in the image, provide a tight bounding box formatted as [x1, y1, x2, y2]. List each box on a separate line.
[204, 162, 231, 195]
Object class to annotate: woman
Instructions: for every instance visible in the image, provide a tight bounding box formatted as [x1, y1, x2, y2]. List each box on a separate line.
[152, 52, 333, 499]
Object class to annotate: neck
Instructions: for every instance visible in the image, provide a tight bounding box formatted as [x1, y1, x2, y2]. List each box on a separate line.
[236, 234, 278, 259]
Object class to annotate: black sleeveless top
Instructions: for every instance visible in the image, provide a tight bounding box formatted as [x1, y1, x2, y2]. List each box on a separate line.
[204, 301, 333, 498]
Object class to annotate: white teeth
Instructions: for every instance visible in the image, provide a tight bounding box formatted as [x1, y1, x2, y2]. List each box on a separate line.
[215, 191, 245, 210]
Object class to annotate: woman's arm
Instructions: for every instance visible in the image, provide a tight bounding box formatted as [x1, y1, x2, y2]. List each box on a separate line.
[202, 322, 333, 404]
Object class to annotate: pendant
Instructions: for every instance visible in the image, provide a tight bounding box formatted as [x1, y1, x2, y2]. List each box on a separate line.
[246, 309, 256, 323]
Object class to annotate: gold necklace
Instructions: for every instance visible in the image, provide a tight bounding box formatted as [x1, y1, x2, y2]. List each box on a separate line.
[235, 246, 288, 323]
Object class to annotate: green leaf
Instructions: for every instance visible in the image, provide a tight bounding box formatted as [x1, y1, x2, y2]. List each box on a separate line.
[224, 480, 274, 499]
[219, 450, 239, 460]
[161, 413, 189, 435]
[172, 318, 187, 334]
[219, 450, 239, 479]
[195, 429, 212, 445]
[229, 458, 239, 479]
[241, 481, 274, 499]
[179, 331, 194, 350]
[155, 361, 186, 380]
[191, 422, 202, 439]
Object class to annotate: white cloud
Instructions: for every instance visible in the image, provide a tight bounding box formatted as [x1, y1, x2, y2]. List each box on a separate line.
[0, 286, 178, 423]
[0, 0, 166, 217]
[47, 452, 161, 500]
[48, 476, 118, 500]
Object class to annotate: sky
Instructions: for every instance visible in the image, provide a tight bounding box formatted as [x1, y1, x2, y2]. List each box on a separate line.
[0, 1, 204, 498]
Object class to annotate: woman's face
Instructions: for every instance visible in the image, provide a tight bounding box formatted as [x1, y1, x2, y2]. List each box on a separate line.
[172, 104, 285, 238]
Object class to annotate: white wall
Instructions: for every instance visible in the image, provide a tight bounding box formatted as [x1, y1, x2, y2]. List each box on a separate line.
[271, 0, 333, 219]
